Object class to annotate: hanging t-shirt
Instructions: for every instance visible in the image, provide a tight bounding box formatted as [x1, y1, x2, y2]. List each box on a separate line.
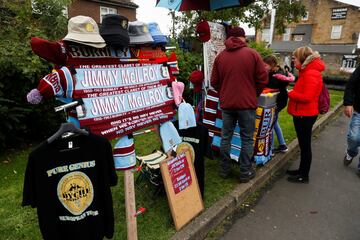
[22, 133, 117, 240]
[174, 121, 208, 198]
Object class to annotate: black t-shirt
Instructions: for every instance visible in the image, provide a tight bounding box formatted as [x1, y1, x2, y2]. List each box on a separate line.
[22, 133, 118, 240]
[174, 121, 208, 198]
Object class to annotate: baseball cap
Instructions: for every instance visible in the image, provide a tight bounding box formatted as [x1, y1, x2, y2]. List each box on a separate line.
[128, 21, 154, 45]
[178, 102, 197, 130]
[196, 19, 210, 42]
[148, 22, 168, 46]
[64, 16, 106, 48]
[159, 121, 182, 152]
[227, 26, 246, 38]
[113, 135, 136, 170]
[100, 14, 130, 48]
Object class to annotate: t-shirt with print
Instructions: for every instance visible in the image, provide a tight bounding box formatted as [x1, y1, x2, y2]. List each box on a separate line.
[22, 133, 118, 240]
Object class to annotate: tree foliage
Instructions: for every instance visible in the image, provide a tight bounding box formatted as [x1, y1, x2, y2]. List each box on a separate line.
[0, 0, 71, 150]
[171, 0, 306, 38]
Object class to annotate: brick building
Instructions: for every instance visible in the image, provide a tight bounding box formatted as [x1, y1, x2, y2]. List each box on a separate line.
[68, 0, 138, 23]
[256, 0, 360, 74]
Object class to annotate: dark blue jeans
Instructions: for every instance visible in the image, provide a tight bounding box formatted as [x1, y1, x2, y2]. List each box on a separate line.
[220, 109, 255, 175]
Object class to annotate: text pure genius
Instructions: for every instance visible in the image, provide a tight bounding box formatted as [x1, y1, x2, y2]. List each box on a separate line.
[47, 161, 95, 177]
[80, 66, 160, 88]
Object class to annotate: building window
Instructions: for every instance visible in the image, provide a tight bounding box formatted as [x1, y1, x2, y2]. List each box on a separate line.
[293, 34, 303, 41]
[331, 25, 342, 39]
[261, 29, 270, 43]
[283, 28, 291, 41]
[301, 11, 309, 21]
[100, 6, 117, 23]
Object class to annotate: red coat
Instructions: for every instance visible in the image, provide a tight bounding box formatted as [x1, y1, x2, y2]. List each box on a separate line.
[287, 56, 325, 116]
[210, 37, 268, 109]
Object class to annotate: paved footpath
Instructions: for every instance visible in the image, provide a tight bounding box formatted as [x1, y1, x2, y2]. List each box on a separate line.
[222, 114, 360, 240]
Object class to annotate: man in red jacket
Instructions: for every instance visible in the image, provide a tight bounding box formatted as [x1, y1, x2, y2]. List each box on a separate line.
[211, 27, 268, 183]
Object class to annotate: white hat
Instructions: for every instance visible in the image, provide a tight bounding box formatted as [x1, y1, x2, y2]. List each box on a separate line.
[63, 16, 106, 48]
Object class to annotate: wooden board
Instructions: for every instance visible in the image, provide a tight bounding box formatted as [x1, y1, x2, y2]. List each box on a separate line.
[160, 151, 204, 231]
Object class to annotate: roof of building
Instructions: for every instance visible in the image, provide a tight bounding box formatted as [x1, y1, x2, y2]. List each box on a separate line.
[88, 0, 138, 9]
[334, 0, 360, 8]
[271, 42, 357, 54]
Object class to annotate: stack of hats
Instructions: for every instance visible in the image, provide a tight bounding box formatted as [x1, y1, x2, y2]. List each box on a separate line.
[100, 14, 130, 48]
[63, 16, 106, 48]
[189, 70, 204, 93]
[128, 21, 154, 45]
[147, 22, 167, 46]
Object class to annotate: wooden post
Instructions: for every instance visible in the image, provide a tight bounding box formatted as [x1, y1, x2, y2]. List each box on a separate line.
[124, 170, 137, 240]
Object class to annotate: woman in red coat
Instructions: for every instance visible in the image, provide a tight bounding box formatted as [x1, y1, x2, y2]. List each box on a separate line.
[287, 46, 324, 183]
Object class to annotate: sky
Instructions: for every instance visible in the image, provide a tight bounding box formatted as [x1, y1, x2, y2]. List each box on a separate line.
[133, 0, 256, 36]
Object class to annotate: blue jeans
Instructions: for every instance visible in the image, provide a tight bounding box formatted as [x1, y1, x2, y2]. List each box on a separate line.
[272, 114, 286, 147]
[220, 109, 255, 175]
[347, 111, 360, 169]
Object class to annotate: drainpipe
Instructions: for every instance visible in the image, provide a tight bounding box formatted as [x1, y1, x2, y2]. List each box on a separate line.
[269, 0, 276, 46]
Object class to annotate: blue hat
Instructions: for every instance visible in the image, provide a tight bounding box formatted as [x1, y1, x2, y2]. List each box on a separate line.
[178, 102, 197, 130]
[113, 135, 136, 170]
[148, 22, 167, 45]
[159, 121, 182, 152]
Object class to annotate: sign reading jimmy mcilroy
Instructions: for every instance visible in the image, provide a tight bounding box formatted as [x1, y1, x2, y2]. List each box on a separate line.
[74, 63, 176, 139]
[331, 8, 347, 20]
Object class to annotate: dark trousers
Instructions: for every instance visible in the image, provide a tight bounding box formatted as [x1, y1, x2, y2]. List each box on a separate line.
[293, 116, 317, 177]
[220, 109, 255, 175]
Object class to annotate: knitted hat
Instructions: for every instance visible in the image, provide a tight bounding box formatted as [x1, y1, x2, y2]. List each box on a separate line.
[168, 52, 179, 75]
[172, 81, 185, 106]
[148, 22, 168, 46]
[227, 26, 246, 38]
[30, 37, 67, 65]
[196, 19, 210, 42]
[189, 70, 204, 85]
[64, 16, 106, 48]
[100, 14, 130, 48]
[178, 102, 197, 130]
[113, 135, 136, 170]
[159, 121, 182, 152]
[27, 67, 74, 104]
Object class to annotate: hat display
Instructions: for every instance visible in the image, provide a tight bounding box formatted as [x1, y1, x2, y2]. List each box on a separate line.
[227, 26, 246, 38]
[171, 81, 185, 106]
[159, 121, 182, 152]
[113, 135, 136, 170]
[148, 22, 167, 46]
[63, 16, 106, 48]
[128, 21, 154, 45]
[100, 14, 130, 48]
[196, 19, 210, 42]
[178, 102, 197, 130]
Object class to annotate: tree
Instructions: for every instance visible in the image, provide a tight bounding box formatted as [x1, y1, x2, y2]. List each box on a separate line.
[0, 0, 71, 150]
[171, 0, 306, 39]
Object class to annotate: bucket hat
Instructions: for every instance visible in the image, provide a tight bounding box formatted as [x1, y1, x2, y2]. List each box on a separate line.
[100, 14, 130, 48]
[128, 21, 154, 45]
[64, 15, 106, 48]
[148, 22, 167, 46]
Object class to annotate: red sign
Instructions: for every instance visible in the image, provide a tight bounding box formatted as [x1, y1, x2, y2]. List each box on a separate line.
[167, 153, 192, 194]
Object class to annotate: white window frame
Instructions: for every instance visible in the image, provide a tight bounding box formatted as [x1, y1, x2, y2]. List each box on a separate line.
[100, 6, 117, 23]
[283, 28, 291, 41]
[301, 11, 309, 21]
[331, 25, 342, 39]
[293, 34, 303, 42]
[261, 29, 271, 43]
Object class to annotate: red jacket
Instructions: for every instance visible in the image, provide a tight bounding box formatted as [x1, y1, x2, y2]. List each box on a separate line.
[287, 55, 325, 116]
[210, 37, 268, 109]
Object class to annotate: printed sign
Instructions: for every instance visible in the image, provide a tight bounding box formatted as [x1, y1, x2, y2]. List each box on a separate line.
[341, 55, 358, 73]
[167, 153, 192, 194]
[331, 8, 347, 20]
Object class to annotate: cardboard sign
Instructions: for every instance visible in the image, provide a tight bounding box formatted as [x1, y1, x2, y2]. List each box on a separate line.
[160, 151, 204, 231]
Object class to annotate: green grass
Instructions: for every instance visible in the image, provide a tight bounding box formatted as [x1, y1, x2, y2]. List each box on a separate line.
[0, 90, 344, 240]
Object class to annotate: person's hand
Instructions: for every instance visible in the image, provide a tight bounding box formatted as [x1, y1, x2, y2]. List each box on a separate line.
[344, 106, 353, 118]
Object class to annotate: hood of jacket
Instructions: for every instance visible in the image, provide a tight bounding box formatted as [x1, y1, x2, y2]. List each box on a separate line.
[298, 52, 325, 72]
[225, 36, 247, 51]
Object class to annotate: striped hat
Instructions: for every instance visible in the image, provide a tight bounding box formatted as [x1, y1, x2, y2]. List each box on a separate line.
[113, 135, 136, 170]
